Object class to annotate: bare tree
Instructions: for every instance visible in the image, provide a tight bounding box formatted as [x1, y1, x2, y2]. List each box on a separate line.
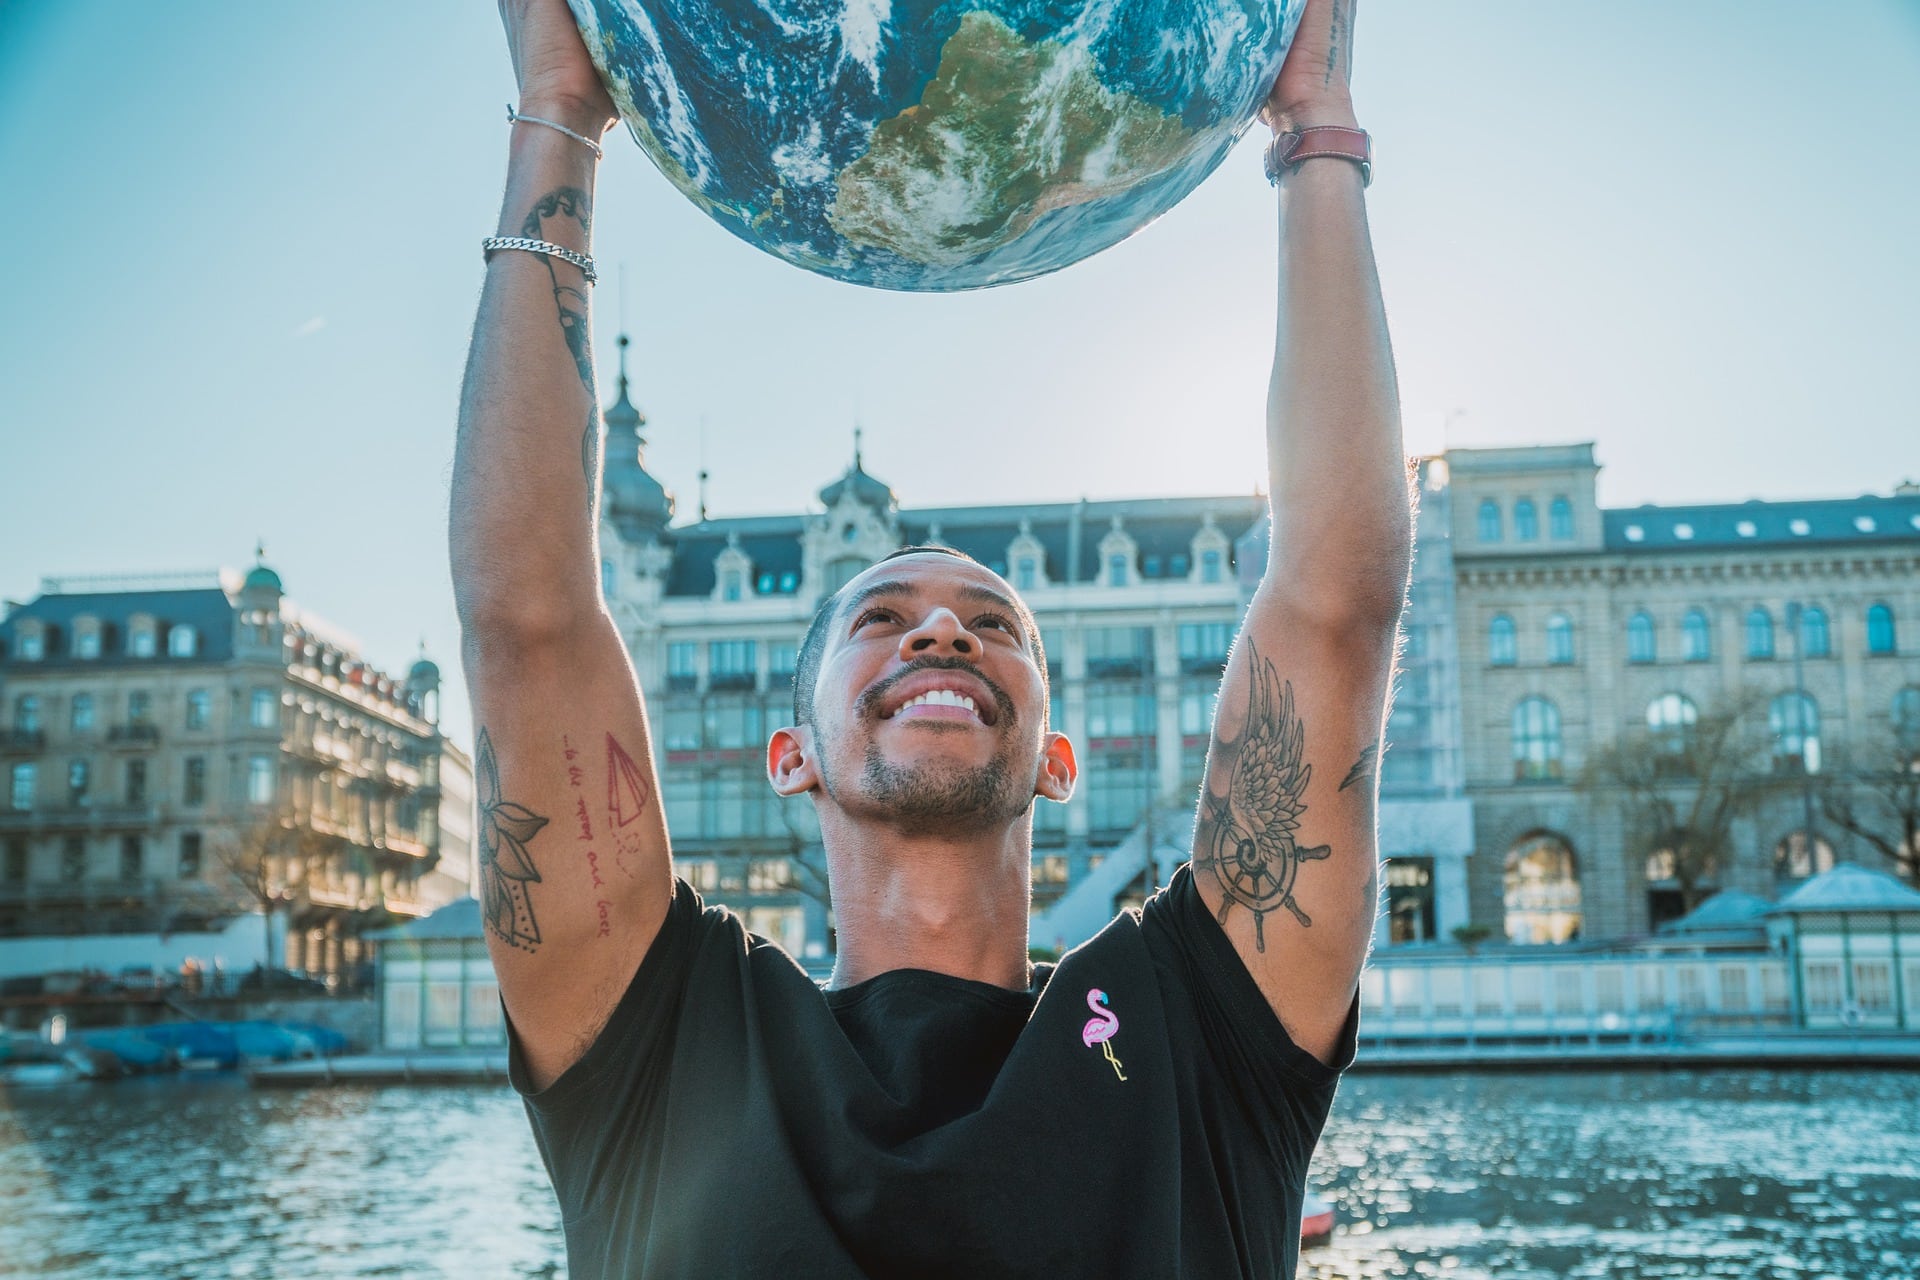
[1819, 732, 1920, 884]
[214, 809, 336, 971]
[1580, 691, 1772, 917]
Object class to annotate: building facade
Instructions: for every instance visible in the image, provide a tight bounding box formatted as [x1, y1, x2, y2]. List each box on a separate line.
[0, 560, 475, 985]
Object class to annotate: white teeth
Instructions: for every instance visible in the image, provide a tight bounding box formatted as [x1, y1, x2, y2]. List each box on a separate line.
[897, 688, 978, 715]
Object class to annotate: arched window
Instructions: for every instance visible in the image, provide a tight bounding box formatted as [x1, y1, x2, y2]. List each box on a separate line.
[1746, 608, 1774, 660]
[1478, 499, 1502, 543]
[1796, 606, 1829, 658]
[1549, 496, 1574, 541]
[1626, 612, 1656, 664]
[1646, 693, 1698, 758]
[1504, 833, 1582, 943]
[166, 625, 199, 658]
[1894, 687, 1920, 747]
[1514, 499, 1539, 542]
[1511, 697, 1562, 781]
[1682, 608, 1712, 662]
[1488, 614, 1517, 666]
[1546, 613, 1575, 665]
[1774, 831, 1834, 881]
[1769, 692, 1821, 774]
[1867, 602, 1897, 655]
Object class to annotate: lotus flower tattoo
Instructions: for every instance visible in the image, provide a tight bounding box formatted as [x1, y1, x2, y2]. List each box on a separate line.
[477, 728, 549, 950]
[1194, 645, 1331, 951]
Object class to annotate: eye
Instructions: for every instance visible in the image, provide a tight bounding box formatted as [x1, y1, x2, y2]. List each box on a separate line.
[972, 613, 1019, 637]
[853, 608, 899, 630]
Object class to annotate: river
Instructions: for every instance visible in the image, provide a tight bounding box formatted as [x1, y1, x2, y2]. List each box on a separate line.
[2, 1069, 1916, 1278]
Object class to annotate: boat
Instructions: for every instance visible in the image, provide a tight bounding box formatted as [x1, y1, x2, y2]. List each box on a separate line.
[1300, 1190, 1336, 1245]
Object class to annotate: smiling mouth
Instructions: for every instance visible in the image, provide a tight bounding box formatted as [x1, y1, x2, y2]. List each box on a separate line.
[886, 688, 982, 721]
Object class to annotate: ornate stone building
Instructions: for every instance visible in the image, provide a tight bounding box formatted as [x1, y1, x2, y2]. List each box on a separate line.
[1448, 444, 1920, 943]
[0, 558, 474, 984]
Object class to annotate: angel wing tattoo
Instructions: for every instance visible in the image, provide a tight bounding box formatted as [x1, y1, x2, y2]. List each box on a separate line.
[477, 727, 549, 950]
[1192, 643, 1331, 950]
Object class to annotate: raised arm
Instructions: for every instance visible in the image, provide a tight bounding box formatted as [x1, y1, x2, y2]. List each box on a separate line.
[452, 0, 674, 1090]
[1191, 0, 1411, 1065]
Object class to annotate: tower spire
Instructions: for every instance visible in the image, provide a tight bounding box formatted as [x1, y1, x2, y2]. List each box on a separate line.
[853, 423, 864, 470]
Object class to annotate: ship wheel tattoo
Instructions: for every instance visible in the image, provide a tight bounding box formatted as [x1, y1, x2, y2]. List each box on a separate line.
[1193, 644, 1331, 951]
[477, 727, 550, 951]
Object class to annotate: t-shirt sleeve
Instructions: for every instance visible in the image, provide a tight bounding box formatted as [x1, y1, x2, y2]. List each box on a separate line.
[506, 877, 723, 1223]
[1142, 864, 1358, 1182]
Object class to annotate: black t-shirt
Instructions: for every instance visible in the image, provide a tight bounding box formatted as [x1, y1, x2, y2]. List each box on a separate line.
[509, 864, 1357, 1279]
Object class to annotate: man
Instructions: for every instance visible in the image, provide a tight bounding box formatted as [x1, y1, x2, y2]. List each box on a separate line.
[454, 0, 1408, 1274]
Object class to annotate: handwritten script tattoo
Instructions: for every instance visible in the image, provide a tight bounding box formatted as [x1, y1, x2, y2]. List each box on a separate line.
[1339, 744, 1378, 792]
[478, 728, 548, 950]
[1193, 643, 1331, 950]
[563, 735, 612, 936]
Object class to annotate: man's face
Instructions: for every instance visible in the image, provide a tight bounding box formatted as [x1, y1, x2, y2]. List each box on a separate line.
[798, 554, 1056, 835]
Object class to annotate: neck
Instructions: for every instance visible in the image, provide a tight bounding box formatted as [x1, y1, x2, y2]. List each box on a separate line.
[821, 812, 1034, 991]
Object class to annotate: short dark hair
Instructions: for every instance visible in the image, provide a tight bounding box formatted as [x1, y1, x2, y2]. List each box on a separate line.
[791, 545, 1048, 726]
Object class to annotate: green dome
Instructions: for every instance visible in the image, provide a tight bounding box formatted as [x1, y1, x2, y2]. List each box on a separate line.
[243, 564, 283, 593]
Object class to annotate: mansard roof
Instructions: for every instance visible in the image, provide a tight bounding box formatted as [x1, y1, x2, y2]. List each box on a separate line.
[1604, 494, 1920, 553]
[0, 586, 238, 666]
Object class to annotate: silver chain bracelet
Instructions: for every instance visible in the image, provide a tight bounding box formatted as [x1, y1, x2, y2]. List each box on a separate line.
[481, 236, 599, 285]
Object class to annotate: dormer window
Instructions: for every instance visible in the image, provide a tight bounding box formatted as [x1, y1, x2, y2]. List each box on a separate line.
[128, 617, 157, 658]
[1016, 557, 1037, 591]
[167, 625, 198, 658]
[1200, 549, 1223, 584]
[1107, 554, 1129, 587]
[72, 619, 102, 659]
[13, 623, 45, 661]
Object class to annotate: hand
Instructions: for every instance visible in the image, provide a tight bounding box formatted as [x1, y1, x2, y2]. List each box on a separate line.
[499, 0, 617, 135]
[1261, 0, 1358, 134]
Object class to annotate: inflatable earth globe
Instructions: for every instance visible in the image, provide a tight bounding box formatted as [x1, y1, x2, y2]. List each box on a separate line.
[568, 0, 1304, 290]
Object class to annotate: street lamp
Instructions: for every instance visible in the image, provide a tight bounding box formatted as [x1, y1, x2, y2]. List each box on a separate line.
[1784, 601, 1818, 868]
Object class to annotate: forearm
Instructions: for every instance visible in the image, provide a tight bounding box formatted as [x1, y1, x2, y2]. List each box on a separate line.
[1264, 117, 1411, 626]
[452, 101, 609, 635]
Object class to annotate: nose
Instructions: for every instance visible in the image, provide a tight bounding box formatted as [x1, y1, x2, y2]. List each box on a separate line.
[899, 607, 977, 658]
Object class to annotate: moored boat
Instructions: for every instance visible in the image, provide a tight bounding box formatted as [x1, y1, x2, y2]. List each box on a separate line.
[1300, 1190, 1336, 1245]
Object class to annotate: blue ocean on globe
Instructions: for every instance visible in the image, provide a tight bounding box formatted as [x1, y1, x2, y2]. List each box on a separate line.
[569, 0, 1304, 290]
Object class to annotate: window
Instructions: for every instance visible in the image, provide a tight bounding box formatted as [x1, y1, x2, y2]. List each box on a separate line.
[1682, 609, 1712, 662]
[1746, 608, 1774, 660]
[721, 571, 743, 602]
[1646, 693, 1698, 759]
[1774, 831, 1834, 881]
[1894, 687, 1920, 748]
[248, 755, 276, 806]
[1503, 833, 1581, 943]
[1178, 687, 1218, 737]
[1385, 857, 1436, 945]
[1107, 553, 1129, 587]
[1799, 606, 1830, 658]
[10, 762, 37, 810]
[1141, 555, 1161, 578]
[1867, 603, 1897, 655]
[250, 688, 278, 729]
[16, 628, 44, 660]
[778, 570, 798, 594]
[667, 642, 698, 692]
[13, 695, 39, 734]
[1546, 613, 1575, 665]
[1549, 497, 1574, 541]
[768, 642, 798, 689]
[61, 836, 85, 882]
[1513, 499, 1539, 542]
[178, 832, 202, 879]
[128, 690, 151, 725]
[1626, 612, 1656, 664]
[1477, 500, 1502, 542]
[3, 838, 25, 883]
[708, 640, 757, 690]
[129, 625, 156, 658]
[1200, 549, 1224, 584]
[1015, 557, 1037, 591]
[1086, 688, 1155, 740]
[186, 689, 210, 730]
[703, 699, 762, 749]
[119, 835, 143, 881]
[167, 625, 198, 658]
[1084, 627, 1152, 677]
[1770, 693, 1821, 774]
[183, 757, 207, 807]
[1511, 697, 1562, 781]
[67, 759, 89, 803]
[126, 759, 147, 805]
[70, 693, 94, 732]
[1177, 622, 1233, 674]
[74, 625, 101, 659]
[1488, 615, 1517, 666]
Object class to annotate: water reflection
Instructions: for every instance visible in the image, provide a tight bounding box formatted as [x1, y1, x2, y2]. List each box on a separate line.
[2, 1070, 1916, 1278]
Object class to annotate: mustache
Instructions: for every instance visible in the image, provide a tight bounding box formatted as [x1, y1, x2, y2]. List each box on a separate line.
[857, 656, 1018, 728]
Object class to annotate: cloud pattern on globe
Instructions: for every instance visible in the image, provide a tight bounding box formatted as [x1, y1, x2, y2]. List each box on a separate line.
[569, 0, 1303, 290]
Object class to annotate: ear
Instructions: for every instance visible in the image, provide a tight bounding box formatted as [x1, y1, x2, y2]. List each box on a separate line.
[768, 724, 819, 797]
[1034, 730, 1077, 803]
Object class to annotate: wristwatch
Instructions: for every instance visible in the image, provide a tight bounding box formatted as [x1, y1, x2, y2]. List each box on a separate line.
[1264, 126, 1372, 187]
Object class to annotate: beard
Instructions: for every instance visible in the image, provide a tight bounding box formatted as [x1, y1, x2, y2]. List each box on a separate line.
[816, 734, 1035, 837]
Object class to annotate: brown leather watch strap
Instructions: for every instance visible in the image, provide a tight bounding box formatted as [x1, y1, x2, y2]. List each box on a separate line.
[1264, 126, 1372, 187]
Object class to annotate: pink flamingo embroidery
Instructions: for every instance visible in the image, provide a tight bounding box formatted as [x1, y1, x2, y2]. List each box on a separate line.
[1082, 988, 1128, 1081]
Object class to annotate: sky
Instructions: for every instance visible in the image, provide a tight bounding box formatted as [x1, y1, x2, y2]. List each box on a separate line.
[2, 0, 1917, 753]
